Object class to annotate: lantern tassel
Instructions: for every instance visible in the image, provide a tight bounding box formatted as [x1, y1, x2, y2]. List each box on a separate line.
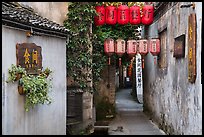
[107, 63, 110, 88]
[108, 57, 111, 65]
[154, 57, 156, 65]
[119, 58, 122, 66]
[142, 58, 144, 68]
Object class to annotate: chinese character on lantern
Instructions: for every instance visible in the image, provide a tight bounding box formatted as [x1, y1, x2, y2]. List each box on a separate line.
[106, 6, 117, 25]
[138, 39, 148, 56]
[104, 38, 115, 65]
[149, 38, 160, 56]
[94, 6, 106, 26]
[149, 38, 160, 64]
[127, 39, 137, 58]
[117, 5, 129, 25]
[129, 5, 141, 25]
[141, 4, 154, 25]
[115, 38, 126, 66]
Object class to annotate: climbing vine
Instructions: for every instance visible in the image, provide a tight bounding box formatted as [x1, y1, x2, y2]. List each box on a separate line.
[64, 2, 142, 91]
[64, 2, 97, 90]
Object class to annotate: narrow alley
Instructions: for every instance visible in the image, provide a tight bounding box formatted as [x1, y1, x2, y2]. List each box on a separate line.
[108, 88, 166, 135]
[2, 2, 202, 135]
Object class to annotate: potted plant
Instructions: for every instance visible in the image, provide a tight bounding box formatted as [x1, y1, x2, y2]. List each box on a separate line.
[19, 74, 52, 112]
[6, 64, 53, 112]
[6, 64, 26, 83]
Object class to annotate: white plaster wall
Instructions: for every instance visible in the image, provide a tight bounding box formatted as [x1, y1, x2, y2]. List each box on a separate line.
[2, 26, 67, 135]
[143, 2, 202, 135]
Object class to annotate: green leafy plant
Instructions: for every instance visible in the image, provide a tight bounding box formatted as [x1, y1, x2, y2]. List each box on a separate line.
[64, 2, 98, 90]
[44, 67, 52, 74]
[6, 64, 26, 83]
[7, 64, 53, 112]
[41, 67, 52, 78]
[19, 74, 52, 112]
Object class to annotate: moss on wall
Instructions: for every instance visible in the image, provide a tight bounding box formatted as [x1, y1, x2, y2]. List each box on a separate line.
[95, 96, 116, 121]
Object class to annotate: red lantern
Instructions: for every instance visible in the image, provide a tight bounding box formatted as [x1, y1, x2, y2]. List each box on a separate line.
[106, 6, 117, 25]
[127, 39, 137, 58]
[149, 38, 160, 64]
[94, 6, 106, 26]
[129, 5, 141, 25]
[138, 39, 149, 56]
[115, 39, 126, 66]
[141, 5, 154, 25]
[104, 38, 115, 65]
[117, 5, 129, 25]
[149, 38, 160, 56]
[137, 39, 148, 68]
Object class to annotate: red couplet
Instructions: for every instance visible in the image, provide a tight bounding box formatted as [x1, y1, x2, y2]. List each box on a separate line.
[129, 5, 141, 25]
[94, 6, 106, 26]
[106, 6, 117, 25]
[117, 5, 129, 25]
[141, 5, 154, 25]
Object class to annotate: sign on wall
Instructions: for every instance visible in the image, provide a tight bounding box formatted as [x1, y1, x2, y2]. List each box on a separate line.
[188, 13, 196, 83]
[136, 54, 143, 96]
[173, 34, 185, 58]
[16, 43, 42, 74]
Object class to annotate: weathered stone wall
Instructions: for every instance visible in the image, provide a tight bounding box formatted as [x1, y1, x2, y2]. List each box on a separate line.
[82, 92, 94, 132]
[143, 2, 202, 135]
[67, 89, 94, 135]
[95, 65, 116, 105]
[94, 65, 116, 121]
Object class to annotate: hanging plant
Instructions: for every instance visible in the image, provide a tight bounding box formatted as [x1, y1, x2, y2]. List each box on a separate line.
[6, 64, 26, 83]
[6, 64, 53, 112]
[19, 74, 52, 112]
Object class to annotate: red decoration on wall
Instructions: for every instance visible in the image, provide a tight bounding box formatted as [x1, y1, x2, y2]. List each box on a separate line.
[129, 5, 141, 25]
[141, 5, 154, 25]
[94, 6, 106, 26]
[117, 5, 129, 25]
[106, 6, 117, 25]
[127, 39, 137, 58]
[104, 38, 115, 65]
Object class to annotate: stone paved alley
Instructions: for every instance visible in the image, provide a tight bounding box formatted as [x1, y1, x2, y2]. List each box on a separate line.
[108, 88, 166, 135]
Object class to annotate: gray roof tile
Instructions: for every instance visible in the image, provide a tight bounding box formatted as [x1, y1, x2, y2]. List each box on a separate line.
[2, 2, 69, 36]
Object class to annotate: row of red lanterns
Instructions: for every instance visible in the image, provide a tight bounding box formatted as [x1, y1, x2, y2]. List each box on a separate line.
[104, 38, 160, 66]
[94, 4, 154, 26]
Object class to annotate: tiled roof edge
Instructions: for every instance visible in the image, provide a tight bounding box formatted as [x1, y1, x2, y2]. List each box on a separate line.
[2, 2, 70, 38]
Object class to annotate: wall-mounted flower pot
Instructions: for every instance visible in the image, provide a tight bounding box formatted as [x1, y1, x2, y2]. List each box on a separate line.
[45, 73, 49, 78]
[18, 85, 25, 95]
[15, 73, 22, 81]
